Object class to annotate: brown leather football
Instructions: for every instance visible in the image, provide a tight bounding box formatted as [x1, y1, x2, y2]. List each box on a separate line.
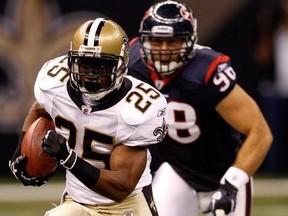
[21, 117, 58, 177]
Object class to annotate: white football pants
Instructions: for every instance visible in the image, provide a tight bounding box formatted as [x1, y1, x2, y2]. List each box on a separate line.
[152, 162, 253, 216]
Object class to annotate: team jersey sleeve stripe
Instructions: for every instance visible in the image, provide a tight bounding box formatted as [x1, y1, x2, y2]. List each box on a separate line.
[204, 55, 230, 84]
[129, 37, 138, 46]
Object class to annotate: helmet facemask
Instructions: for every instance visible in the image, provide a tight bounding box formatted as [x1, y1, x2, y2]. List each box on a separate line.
[68, 51, 126, 101]
[141, 35, 194, 75]
[139, 0, 198, 75]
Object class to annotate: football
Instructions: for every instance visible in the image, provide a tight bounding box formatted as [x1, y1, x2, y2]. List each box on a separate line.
[21, 117, 58, 178]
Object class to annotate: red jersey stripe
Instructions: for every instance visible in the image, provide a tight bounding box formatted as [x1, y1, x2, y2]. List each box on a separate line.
[204, 55, 230, 84]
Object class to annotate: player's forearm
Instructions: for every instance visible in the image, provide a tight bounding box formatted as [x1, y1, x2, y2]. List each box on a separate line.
[91, 169, 136, 202]
[22, 101, 49, 132]
[70, 157, 135, 202]
[233, 122, 272, 176]
[219, 129, 271, 192]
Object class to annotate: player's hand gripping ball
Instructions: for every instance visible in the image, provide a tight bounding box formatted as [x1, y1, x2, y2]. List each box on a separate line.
[21, 117, 58, 177]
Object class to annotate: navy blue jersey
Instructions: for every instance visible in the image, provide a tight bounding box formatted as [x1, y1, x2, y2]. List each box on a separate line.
[128, 38, 242, 192]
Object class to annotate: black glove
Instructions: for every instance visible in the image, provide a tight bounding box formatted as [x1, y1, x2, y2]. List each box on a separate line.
[9, 155, 51, 186]
[42, 130, 77, 169]
[9, 131, 50, 186]
[209, 180, 237, 215]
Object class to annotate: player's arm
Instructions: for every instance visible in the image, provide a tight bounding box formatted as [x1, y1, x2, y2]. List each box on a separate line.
[91, 144, 147, 201]
[209, 84, 272, 214]
[11, 101, 48, 161]
[42, 130, 147, 202]
[22, 101, 50, 132]
[9, 101, 52, 186]
[216, 84, 272, 176]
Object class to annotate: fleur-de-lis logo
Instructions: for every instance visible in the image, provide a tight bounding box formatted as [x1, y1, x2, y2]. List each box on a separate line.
[0, 0, 99, 133]
[153, 117, 168, 142]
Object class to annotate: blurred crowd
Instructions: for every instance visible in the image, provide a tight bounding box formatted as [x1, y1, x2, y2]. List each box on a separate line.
[254, 0, 288, 175]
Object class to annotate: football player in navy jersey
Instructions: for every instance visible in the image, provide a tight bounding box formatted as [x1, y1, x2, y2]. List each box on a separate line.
[128, 1, 272, 215]
[9, 18, 168, 216]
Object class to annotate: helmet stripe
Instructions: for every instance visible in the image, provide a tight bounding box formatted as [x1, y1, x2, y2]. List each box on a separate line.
[83, 22, 91, 45]
[87, 18, 105, 47]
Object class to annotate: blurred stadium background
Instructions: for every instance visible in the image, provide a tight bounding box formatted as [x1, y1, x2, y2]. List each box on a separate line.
[1, 0, 287, 214]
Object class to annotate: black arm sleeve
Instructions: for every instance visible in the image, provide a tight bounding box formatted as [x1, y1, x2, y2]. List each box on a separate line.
[11, 131, 26, 161]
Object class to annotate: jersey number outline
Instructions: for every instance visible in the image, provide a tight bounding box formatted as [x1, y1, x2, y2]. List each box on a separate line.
[168, 101, 200, 144]
[54, 116, 113, 169]
[126, 83, 160, 113]
[213, 66, 236, 92]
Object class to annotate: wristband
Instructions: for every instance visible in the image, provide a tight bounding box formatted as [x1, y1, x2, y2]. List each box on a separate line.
[220, 167, 249, 190]
[70, 157, 101, 188]
[60, 149, 77, 170]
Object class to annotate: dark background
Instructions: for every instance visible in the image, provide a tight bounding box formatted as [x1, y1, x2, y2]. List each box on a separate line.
[1, 0, 287, 176]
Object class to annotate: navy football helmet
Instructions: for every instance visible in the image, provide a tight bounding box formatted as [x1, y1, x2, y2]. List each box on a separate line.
[139, 0, 198, 75]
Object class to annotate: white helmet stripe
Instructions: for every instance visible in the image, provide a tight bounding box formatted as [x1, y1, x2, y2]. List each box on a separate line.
[87, 18, 105, 47]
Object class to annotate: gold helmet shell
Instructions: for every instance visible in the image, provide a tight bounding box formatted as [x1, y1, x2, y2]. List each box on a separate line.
[68, 18, 129, 101]
[71, 18, 129, 63]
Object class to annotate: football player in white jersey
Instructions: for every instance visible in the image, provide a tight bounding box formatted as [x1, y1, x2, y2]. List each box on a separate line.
[9, 18, 168, 216]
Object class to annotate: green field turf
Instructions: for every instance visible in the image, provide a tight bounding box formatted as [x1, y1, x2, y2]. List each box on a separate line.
[252, 197, 288, 215]
[0, 202, 54, 216]
[1, 197, 288, 216]
[1, 176, 288, 216]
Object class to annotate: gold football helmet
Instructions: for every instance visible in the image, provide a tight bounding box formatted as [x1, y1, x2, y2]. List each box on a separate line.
[68, 18, 129, 101]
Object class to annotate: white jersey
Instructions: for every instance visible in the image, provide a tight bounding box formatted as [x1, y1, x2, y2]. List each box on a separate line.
[34, 55, 168, 205]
